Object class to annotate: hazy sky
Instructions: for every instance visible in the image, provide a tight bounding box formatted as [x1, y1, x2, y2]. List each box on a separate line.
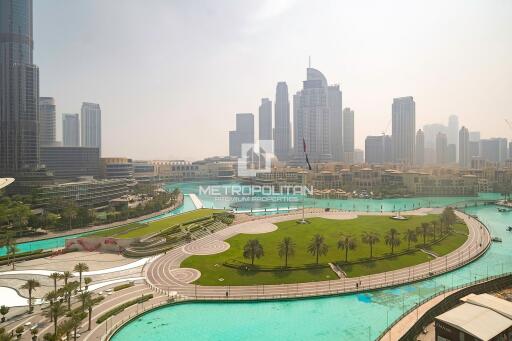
[34, 0, 512, 160]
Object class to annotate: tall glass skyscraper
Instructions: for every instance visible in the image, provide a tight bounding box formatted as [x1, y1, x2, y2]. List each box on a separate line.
[81, 102, 102, 153]
[0, 0, 40, 173]
[274, 82, 291, 161]
[39, 97, 56, 146]
[392, 96, 416, 164]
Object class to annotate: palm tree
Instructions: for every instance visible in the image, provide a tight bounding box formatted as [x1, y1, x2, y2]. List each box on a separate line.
[21, 279, 40, 313]
[84, 277, 92, 290]
[68, 312, 83, 341]
[0, 305, 9, 322]
[337, 234, 356, 262]
[361, 232, 380, 259]
[63, 282, 79, 310]
[73, 263, 89, 290]
[243, 240, 264, 265]
[277, 237, 295, 267]
[78, 291, 91, 311]
[403, 229, 417, 249]
[84, 297, 94, 331]
[384, 228, 401, 254]
[49, 272, 61, 292]
[44, 290, 59, 322]
[307, 234, 329, 264]
[431, 220, 439, 240]
[417, 222, 431, 245]
[62, 204, 78, 230]
[61, 271, 73, 285]
[47, 301, 66, 336]
[30, 328, 38, 341]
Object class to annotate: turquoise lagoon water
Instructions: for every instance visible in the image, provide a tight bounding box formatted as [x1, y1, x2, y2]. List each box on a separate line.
[0, 195, 196, 256]
[112, 205, 512, 341]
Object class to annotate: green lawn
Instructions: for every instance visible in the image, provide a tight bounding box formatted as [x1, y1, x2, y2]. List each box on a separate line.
[181, 214, 469, 285]
[90, 209, 221, 239]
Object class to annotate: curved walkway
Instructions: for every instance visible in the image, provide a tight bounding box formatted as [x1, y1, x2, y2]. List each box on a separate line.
[146, 209, 491, 300]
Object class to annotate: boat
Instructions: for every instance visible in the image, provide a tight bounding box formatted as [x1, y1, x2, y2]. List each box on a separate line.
[492, 237, 503, 242]
[507, 226, 512, 232]
[498, 207, 511, 212]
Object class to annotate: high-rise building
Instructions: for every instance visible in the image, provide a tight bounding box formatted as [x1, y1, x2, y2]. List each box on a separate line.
[342, 108, 354, 162]
[509, 142, 512, 160]
[81, 102, 102, 152]
[392, 97, 415, 164]
[39, 97, 56, 146]
[62, 114, 80, 147]
[469, 131, 481, 142]
[328, 85, 343, 161]
[258, 98, 272, 141]
[0, 0, 40, 174]
[469, 141, 480, 159]
[448, 115, 459, 161]
[293, 68, 332, 163]
[353, 149, 364, 164]
[40, 146, 100, 179]
[365, 135, 392, 164]
[228, 113, 254, 158]
[436, 132, 448, 165]
[274, 82, 291, 161]
[480, 138, 508, 164]
[415, 129, 425, 165]
[447, 144, 456, 164]
[459, 126, 470, 168]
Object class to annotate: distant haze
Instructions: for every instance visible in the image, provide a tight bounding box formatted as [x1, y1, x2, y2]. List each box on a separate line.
[34, 0, 512, 160]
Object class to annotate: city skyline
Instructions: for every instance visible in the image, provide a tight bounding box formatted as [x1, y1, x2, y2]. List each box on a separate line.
[32, 0, 512, 160]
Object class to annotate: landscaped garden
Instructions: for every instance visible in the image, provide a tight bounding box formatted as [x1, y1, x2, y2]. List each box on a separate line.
[181, 208, 468, 285]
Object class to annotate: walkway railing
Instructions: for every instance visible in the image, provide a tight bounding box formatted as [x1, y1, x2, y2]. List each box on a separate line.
[376, 272, 512, 341]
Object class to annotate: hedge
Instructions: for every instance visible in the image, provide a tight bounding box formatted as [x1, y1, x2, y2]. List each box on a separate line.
[96, 294, 153, 323]
[113, 283, 134, 292]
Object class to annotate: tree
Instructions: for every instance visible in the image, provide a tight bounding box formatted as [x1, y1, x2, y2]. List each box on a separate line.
[384, 228, 401, 254]
[73, 263, 89, 290]
[431, 220, 439, 240]
[49, 272, 61, 292]
[403, 229, 417, 249]
[21, 279, 40, 313]
[0, 305, 9, 322]
[62, 282, 79, 310]
[44, 290, 59, 322]
[277, 237, 295, 267]
[361, 232, 380, 259]
[61, 204, 78, 230]
[31, 328, 38, 341]
[307, 234, 329, 264]
[7, 242, 18, 270]
[337, 234, 356, 263]
[68, 312, 84, 341]
[15, 326, 24, 339]
[84, 277, 92, 290]
[243, 239, 264, 265]
[78, 291, 91, 312]
[61, 271, 73, 285]
[417, 222, 431, 245]
[45, 301, 66, 336]
[83, 297, 94, 331]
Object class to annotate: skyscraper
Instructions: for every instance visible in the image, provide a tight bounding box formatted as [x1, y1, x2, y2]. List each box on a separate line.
[258, 98, 272, 141]
[448, 115, 459, 161]
[39, 97, 56, 146]
[459, 126, 470, 168]
[81, 102, 102, 152]
[469, 131, 480, 142]
[436, 132, 448, 165]
[293, 68, 331, 163]
[342, 108, 354, 162]
[365, 135, 392, 164]
[228, 113, 254, 158]
[62, 114, 80, 147]
[0, 0, 40, 173]
[480, 138, 508, 164]
[392, 97, 415, 164]
[274, 82, 291, 161]
[415, 129, 425, 165]
[328, 85, 343, 161]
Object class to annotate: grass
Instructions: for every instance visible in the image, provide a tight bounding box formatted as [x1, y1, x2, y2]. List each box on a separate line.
[89, 208, 221, 239]
[181, 214, 469, 285]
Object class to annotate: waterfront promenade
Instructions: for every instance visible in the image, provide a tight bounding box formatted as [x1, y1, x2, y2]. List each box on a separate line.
[146, 209, 490, 300]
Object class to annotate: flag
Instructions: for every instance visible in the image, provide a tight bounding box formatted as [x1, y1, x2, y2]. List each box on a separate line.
[302, 137, 312, 170]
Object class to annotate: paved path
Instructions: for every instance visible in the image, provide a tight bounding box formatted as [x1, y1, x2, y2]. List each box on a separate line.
[146, 209, 490, 300]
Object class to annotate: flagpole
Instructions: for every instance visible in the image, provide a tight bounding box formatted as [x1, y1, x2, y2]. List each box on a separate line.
[302, 170, 306, 223]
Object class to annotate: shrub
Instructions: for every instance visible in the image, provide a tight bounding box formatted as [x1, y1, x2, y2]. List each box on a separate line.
[113, 283, 134, 292]
[96, 294, 153, 324]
